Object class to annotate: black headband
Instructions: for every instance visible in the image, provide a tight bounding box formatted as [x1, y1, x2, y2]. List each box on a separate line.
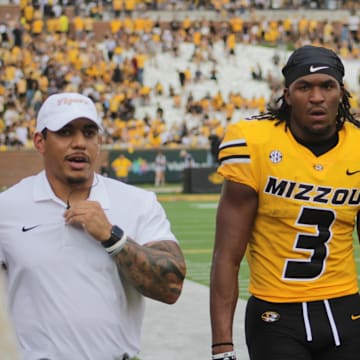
[282, 45, 345, 87]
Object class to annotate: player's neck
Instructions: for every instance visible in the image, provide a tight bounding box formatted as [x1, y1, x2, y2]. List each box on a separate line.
[291, 130, 339, 157]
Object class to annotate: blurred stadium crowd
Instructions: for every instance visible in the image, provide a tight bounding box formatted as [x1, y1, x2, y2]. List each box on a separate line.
[0, 0, 360, 150]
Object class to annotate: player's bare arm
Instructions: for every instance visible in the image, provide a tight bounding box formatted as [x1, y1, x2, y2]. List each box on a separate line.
[114, 239, 186, 304]
[210, 180, 258, 354]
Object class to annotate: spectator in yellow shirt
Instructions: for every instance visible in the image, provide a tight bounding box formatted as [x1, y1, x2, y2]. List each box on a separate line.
[111, 153, 133, 183]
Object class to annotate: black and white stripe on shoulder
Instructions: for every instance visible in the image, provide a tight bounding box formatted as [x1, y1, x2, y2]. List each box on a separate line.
[219, 154, 250, 165]
[218, 138, 250, 165]
[218, 139, 247, 151]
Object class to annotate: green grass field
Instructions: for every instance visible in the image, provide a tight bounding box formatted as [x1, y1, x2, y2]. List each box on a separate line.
[159, 195, 251, 299]
[159, 194, 360, 301]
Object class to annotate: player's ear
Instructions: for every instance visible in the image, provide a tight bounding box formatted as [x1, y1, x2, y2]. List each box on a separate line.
[340, 85, 344, 102]
[284, 88, 291, 106]
[33, 131, 46, 154]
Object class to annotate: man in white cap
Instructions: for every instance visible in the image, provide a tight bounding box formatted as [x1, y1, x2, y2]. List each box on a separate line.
[0, 92, 186, 360]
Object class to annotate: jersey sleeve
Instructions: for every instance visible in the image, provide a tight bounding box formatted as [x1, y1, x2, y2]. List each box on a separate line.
[217, 121, 259, 191]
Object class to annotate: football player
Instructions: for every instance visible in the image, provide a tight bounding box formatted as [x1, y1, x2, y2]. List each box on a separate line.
[210, 45, 360, 360]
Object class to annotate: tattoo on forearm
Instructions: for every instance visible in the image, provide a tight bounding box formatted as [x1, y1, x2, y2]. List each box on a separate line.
[115, 239, 186, 302]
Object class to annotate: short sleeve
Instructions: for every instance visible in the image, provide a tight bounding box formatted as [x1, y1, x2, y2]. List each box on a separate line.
[134, 192, 177, 245]
[217, 121, 259, 191]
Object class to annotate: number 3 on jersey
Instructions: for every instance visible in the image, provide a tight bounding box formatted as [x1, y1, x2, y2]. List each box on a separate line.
[283, 207, 335, 280]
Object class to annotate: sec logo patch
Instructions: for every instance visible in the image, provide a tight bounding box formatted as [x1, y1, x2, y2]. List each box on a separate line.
[261, 311, 280, 323]
[269, 150, 282, 164]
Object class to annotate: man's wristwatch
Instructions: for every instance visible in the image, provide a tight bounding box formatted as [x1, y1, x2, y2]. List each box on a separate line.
[101, 225, 127, 256]
[102, 225, 124, 248]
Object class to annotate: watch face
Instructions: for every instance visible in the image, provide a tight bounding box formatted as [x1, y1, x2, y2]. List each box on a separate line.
[102, 225, 125, 248]
[111, 225, 124, 240]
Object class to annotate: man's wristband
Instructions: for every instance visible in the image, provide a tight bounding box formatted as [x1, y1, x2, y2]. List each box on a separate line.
[102, 225, 127, 256]
[212, 342, 233, 348]
[212, 351, 236, 360]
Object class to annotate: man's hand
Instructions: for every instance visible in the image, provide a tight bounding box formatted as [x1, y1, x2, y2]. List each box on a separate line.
[63, 200, 112, 241]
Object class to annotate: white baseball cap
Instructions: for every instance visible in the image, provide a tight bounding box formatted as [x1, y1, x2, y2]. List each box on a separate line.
[36, 92, 103, 132]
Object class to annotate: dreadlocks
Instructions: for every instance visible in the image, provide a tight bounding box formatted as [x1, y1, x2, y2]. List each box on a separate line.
[250, 87, 360, 129]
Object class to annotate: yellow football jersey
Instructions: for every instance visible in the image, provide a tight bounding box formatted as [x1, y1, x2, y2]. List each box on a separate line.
[218, 119, 360, 302]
